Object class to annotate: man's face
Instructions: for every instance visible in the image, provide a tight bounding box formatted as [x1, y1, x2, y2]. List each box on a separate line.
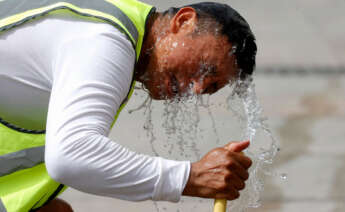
[140, 8, 238, 100]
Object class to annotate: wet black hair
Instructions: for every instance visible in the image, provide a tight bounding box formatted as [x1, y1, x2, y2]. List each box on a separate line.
[163, 2, 257, 79]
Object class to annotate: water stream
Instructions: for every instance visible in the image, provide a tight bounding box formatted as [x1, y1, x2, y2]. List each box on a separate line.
[129, 75, 284, 212]
[226, 77, 281, 211]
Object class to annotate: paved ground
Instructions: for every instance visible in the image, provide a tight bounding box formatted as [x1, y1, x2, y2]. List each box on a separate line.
[60, 1, 345, 211]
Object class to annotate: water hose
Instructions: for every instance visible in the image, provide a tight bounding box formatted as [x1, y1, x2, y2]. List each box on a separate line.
[213, 151, 246, 212]
[213, 199, 227, 212]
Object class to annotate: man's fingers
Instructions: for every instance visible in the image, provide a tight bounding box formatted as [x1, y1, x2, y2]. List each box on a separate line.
[183, 142, 252, 201]
[215, 188, 240, 201]
[230, 173, 246, 190]
[224, 140, 250, 152]
[227, 159, 249, 180]
[232, 153, 252, 169]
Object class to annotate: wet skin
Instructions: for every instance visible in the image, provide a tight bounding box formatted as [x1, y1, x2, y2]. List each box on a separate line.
[135, 7, 238, 100]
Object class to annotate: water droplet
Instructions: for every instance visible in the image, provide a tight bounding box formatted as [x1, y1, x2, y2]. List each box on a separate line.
[280, 173, 288, 180]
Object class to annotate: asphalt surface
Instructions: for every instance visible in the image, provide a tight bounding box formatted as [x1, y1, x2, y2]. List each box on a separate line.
[60, 1, 345, 211]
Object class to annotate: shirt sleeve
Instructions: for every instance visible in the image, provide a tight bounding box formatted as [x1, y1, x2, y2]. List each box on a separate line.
[45, 26, 190, 202]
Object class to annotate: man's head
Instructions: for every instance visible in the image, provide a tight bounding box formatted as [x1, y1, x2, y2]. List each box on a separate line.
[136, 2, 257, 100]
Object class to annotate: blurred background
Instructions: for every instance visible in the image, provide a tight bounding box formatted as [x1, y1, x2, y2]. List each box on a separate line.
[60, 0, 345, 211]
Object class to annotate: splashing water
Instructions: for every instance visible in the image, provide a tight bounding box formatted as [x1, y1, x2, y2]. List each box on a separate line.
[226, 77, 281, 211]
[129, 92, 217, 212]
[129, 76, 282, 212]
[129, 94, 159, 156]
[161, 96, 202, 159]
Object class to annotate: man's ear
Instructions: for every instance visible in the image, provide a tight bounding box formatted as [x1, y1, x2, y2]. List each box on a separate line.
[170, 7, 197, 34]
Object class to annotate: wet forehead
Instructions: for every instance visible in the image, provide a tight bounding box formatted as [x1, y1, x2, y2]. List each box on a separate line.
[198, 34, 233, 62]
[199, 35, 236, 75]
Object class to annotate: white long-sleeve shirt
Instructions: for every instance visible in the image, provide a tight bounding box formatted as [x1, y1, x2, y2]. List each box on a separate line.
[0, 13, 190, 202]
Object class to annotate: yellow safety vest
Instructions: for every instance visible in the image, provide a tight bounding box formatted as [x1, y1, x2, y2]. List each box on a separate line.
[0, 1, 154, 211]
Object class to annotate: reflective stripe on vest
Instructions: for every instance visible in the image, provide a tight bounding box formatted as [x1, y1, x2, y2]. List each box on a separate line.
[0, 1, 154, 211]
[0, 199, 6, 212]
[0, 0, 139, 46]
[0, 146, 44, 177]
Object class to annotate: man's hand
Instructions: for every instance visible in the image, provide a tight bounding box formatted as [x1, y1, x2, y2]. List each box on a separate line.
[37, 198, 73, 212]
[182, 141, 252, 200]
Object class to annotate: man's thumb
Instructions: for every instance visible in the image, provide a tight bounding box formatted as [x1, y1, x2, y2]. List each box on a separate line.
[224, 140, 250, 152]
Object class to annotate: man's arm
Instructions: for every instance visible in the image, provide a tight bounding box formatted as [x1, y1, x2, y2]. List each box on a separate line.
[45, 27, 190, 202]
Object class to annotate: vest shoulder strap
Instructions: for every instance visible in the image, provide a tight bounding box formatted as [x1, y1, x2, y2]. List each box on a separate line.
[0, 0, 141, 47]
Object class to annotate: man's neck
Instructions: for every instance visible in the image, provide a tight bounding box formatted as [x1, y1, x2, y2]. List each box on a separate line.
[134, 12, 169, 82]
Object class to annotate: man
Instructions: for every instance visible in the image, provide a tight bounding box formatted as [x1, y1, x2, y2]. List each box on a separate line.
[0, 1, 256, 211]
